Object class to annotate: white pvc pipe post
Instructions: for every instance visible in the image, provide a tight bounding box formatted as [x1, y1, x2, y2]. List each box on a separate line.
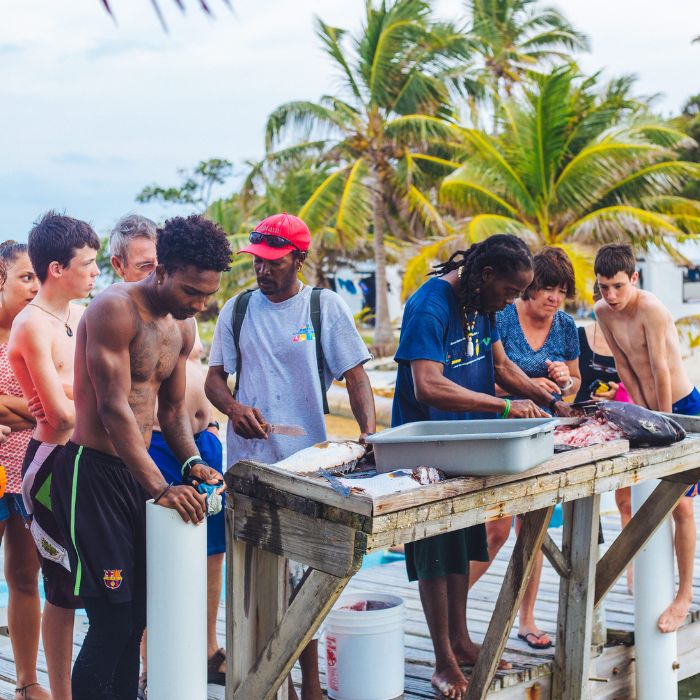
[147, 500, 207, 700]
[631, 480, 678, 700]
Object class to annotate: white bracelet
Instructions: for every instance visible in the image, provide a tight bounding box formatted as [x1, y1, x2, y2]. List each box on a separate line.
[562, 377, 574, 391]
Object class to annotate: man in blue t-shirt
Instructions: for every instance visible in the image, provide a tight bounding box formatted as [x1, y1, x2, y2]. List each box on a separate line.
[393, 235, 570, 700]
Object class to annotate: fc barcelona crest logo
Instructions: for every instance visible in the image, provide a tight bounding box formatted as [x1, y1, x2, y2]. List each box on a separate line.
[103, 569, 123, 590]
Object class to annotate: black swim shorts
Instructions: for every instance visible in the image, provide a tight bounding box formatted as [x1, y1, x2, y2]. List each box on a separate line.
[22, 439, 82, 610]
[51, 441, 148, 604]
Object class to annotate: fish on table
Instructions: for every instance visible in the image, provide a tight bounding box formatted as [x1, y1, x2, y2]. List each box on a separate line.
[274, 441, 367, 476]
[555, 401, 686, 449]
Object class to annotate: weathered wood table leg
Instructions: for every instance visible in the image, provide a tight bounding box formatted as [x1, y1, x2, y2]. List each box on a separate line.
[552, 494, 601, 700]
[226, 506, 289, 700]
[466, 505, 554, 700]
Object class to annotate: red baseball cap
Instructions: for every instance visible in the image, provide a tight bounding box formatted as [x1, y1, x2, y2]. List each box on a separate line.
[238, 212, 311, 260]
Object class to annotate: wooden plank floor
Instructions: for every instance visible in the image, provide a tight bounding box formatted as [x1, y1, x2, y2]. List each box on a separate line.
[0, 509, 698, 699]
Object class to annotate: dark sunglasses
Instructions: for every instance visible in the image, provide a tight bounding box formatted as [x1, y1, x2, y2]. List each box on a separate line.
[249, 231, 301, 251]
[589, 361, 618, 375]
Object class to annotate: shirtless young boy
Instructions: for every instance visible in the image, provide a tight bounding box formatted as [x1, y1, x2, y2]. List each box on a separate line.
[49, 215, 230, 700]
[595, 243, 699, 633]
[9, 212, 100, 700]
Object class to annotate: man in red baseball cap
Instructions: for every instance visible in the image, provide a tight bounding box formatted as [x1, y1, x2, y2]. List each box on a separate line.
[206, 212, 376, 700]
[238, 211, 311, 260]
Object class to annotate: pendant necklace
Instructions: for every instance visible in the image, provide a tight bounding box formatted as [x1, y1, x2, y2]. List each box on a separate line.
[457, 265, 478, 358]
[29, 302, 73, 337]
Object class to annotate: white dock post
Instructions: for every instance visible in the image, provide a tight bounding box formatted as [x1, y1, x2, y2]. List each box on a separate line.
[631, 479, 678, 700]
[147, 500, 208, 700]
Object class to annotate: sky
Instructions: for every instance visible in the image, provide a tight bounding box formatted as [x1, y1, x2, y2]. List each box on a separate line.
[0, 0, 697, 241]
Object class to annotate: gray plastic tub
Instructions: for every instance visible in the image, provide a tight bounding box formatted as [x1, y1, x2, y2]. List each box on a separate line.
[367, 418, 556, 476]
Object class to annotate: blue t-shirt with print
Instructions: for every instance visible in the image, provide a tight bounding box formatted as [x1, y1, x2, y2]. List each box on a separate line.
[496, 303, 579, 380]
[392, 277, 500, 427]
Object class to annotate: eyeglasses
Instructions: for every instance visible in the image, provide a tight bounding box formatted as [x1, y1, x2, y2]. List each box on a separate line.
[249, 231, 301, 251]
[589, 360, 618, 375]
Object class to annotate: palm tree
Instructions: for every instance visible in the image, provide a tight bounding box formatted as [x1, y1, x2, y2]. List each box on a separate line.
[264, 0, 472, 356]
[100, 0, 230, 31]
[465, 0, 589, 100]
[405, 68, 700, 302]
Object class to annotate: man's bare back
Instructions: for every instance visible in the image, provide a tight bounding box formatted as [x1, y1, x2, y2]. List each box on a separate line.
[9, 303, 85, 445]
[71, 282, 194, 458]
[595, 290, 692, 412]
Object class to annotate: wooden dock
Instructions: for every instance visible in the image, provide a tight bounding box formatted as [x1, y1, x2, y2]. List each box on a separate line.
[0, 509, 697, 699]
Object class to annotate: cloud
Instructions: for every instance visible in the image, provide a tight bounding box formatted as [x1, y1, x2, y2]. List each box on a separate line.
[0, 43, 22, 55]
[50, 152, 133, 168]
[81, 39, 161, 61]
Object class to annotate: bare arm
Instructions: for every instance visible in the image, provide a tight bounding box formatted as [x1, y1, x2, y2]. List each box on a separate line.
[0, 395, 34, 431]
[411, 356, 548, 418]
[205, 365, 268, 439]
[492, 341, 568, 412]
[12, 323, 74, 430]
[343, 364, 376, 441]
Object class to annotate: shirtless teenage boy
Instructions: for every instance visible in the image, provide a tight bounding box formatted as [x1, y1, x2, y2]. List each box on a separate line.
[595, 243, 698, 633]
[109, 213, 227, 692]
[9, 212, 100, 700]
[50, 215, 231, 700]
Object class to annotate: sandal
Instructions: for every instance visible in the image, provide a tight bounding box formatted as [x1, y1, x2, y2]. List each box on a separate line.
[137, 671, 147, 699]
[207, 647, 226, 685]
[15, 684, 47, 700]
[517, 631, 553, 649]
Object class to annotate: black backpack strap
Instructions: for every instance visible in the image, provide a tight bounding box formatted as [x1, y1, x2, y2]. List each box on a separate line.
[310, 288, 329, 415]
[232, 290, 254, 398]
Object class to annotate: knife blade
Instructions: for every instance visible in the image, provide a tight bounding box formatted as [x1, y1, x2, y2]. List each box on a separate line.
[318, 469, 351, 497]
[267, 424, 307, 437]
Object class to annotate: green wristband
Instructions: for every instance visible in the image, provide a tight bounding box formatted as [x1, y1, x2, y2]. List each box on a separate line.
[501, 398, 511, 419]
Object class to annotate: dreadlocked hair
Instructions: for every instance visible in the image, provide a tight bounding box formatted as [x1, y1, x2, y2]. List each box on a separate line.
[429, 234, 532, 326]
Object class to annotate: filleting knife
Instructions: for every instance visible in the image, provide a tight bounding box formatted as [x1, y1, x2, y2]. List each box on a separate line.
[267, 424, 307, 437]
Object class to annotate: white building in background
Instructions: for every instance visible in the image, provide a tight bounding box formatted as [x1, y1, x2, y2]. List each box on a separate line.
[637, 241, 700, 320]
[330, 262, 404, 326]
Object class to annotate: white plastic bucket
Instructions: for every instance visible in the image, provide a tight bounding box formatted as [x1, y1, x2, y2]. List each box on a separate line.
[325, 591, 405, 700]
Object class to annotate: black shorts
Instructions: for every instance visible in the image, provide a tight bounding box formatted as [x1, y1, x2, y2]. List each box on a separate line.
[51, 441, 148, 605]
[405, 524, 488, 582]
[22, 439, 82, 610]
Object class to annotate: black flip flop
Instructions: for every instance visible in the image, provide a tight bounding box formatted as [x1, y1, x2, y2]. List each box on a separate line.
[208, 648, 226, 685]
[517, 632, 553, 649]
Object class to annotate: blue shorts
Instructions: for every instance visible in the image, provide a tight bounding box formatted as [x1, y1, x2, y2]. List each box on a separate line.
[673, 387, 700, 416]
[0, 492, 30, 522]
[673, 388, 700, 497]
[148, 430, 225, 556]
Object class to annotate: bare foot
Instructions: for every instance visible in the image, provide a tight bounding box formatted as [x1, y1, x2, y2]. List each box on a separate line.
[517, 625, 552, 649]
[452, 639, 512, 670]
[658, 597, 692, 633]
[432, 663, 468, 699]
[626, 567, 634, 595]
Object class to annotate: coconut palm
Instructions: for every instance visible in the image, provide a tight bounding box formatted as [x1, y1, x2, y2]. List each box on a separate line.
[100, 0, 230, 31]
[264, 0, 472, 356]
[405, 68, 700, 302]
[465, 0, 589, 99]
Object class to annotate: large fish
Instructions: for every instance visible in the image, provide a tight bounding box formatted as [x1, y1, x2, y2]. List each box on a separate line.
[559, 401, 686, 448]
[274, 441, 366, 476]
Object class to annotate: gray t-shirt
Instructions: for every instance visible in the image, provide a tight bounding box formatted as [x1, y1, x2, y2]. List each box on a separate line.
[209, 285, 371, 467]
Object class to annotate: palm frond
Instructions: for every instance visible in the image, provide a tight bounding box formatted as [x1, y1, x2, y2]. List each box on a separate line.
[265, 101, 347, 152]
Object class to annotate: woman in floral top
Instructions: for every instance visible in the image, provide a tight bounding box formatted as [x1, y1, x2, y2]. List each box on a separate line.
[0, 241, 47, 700]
